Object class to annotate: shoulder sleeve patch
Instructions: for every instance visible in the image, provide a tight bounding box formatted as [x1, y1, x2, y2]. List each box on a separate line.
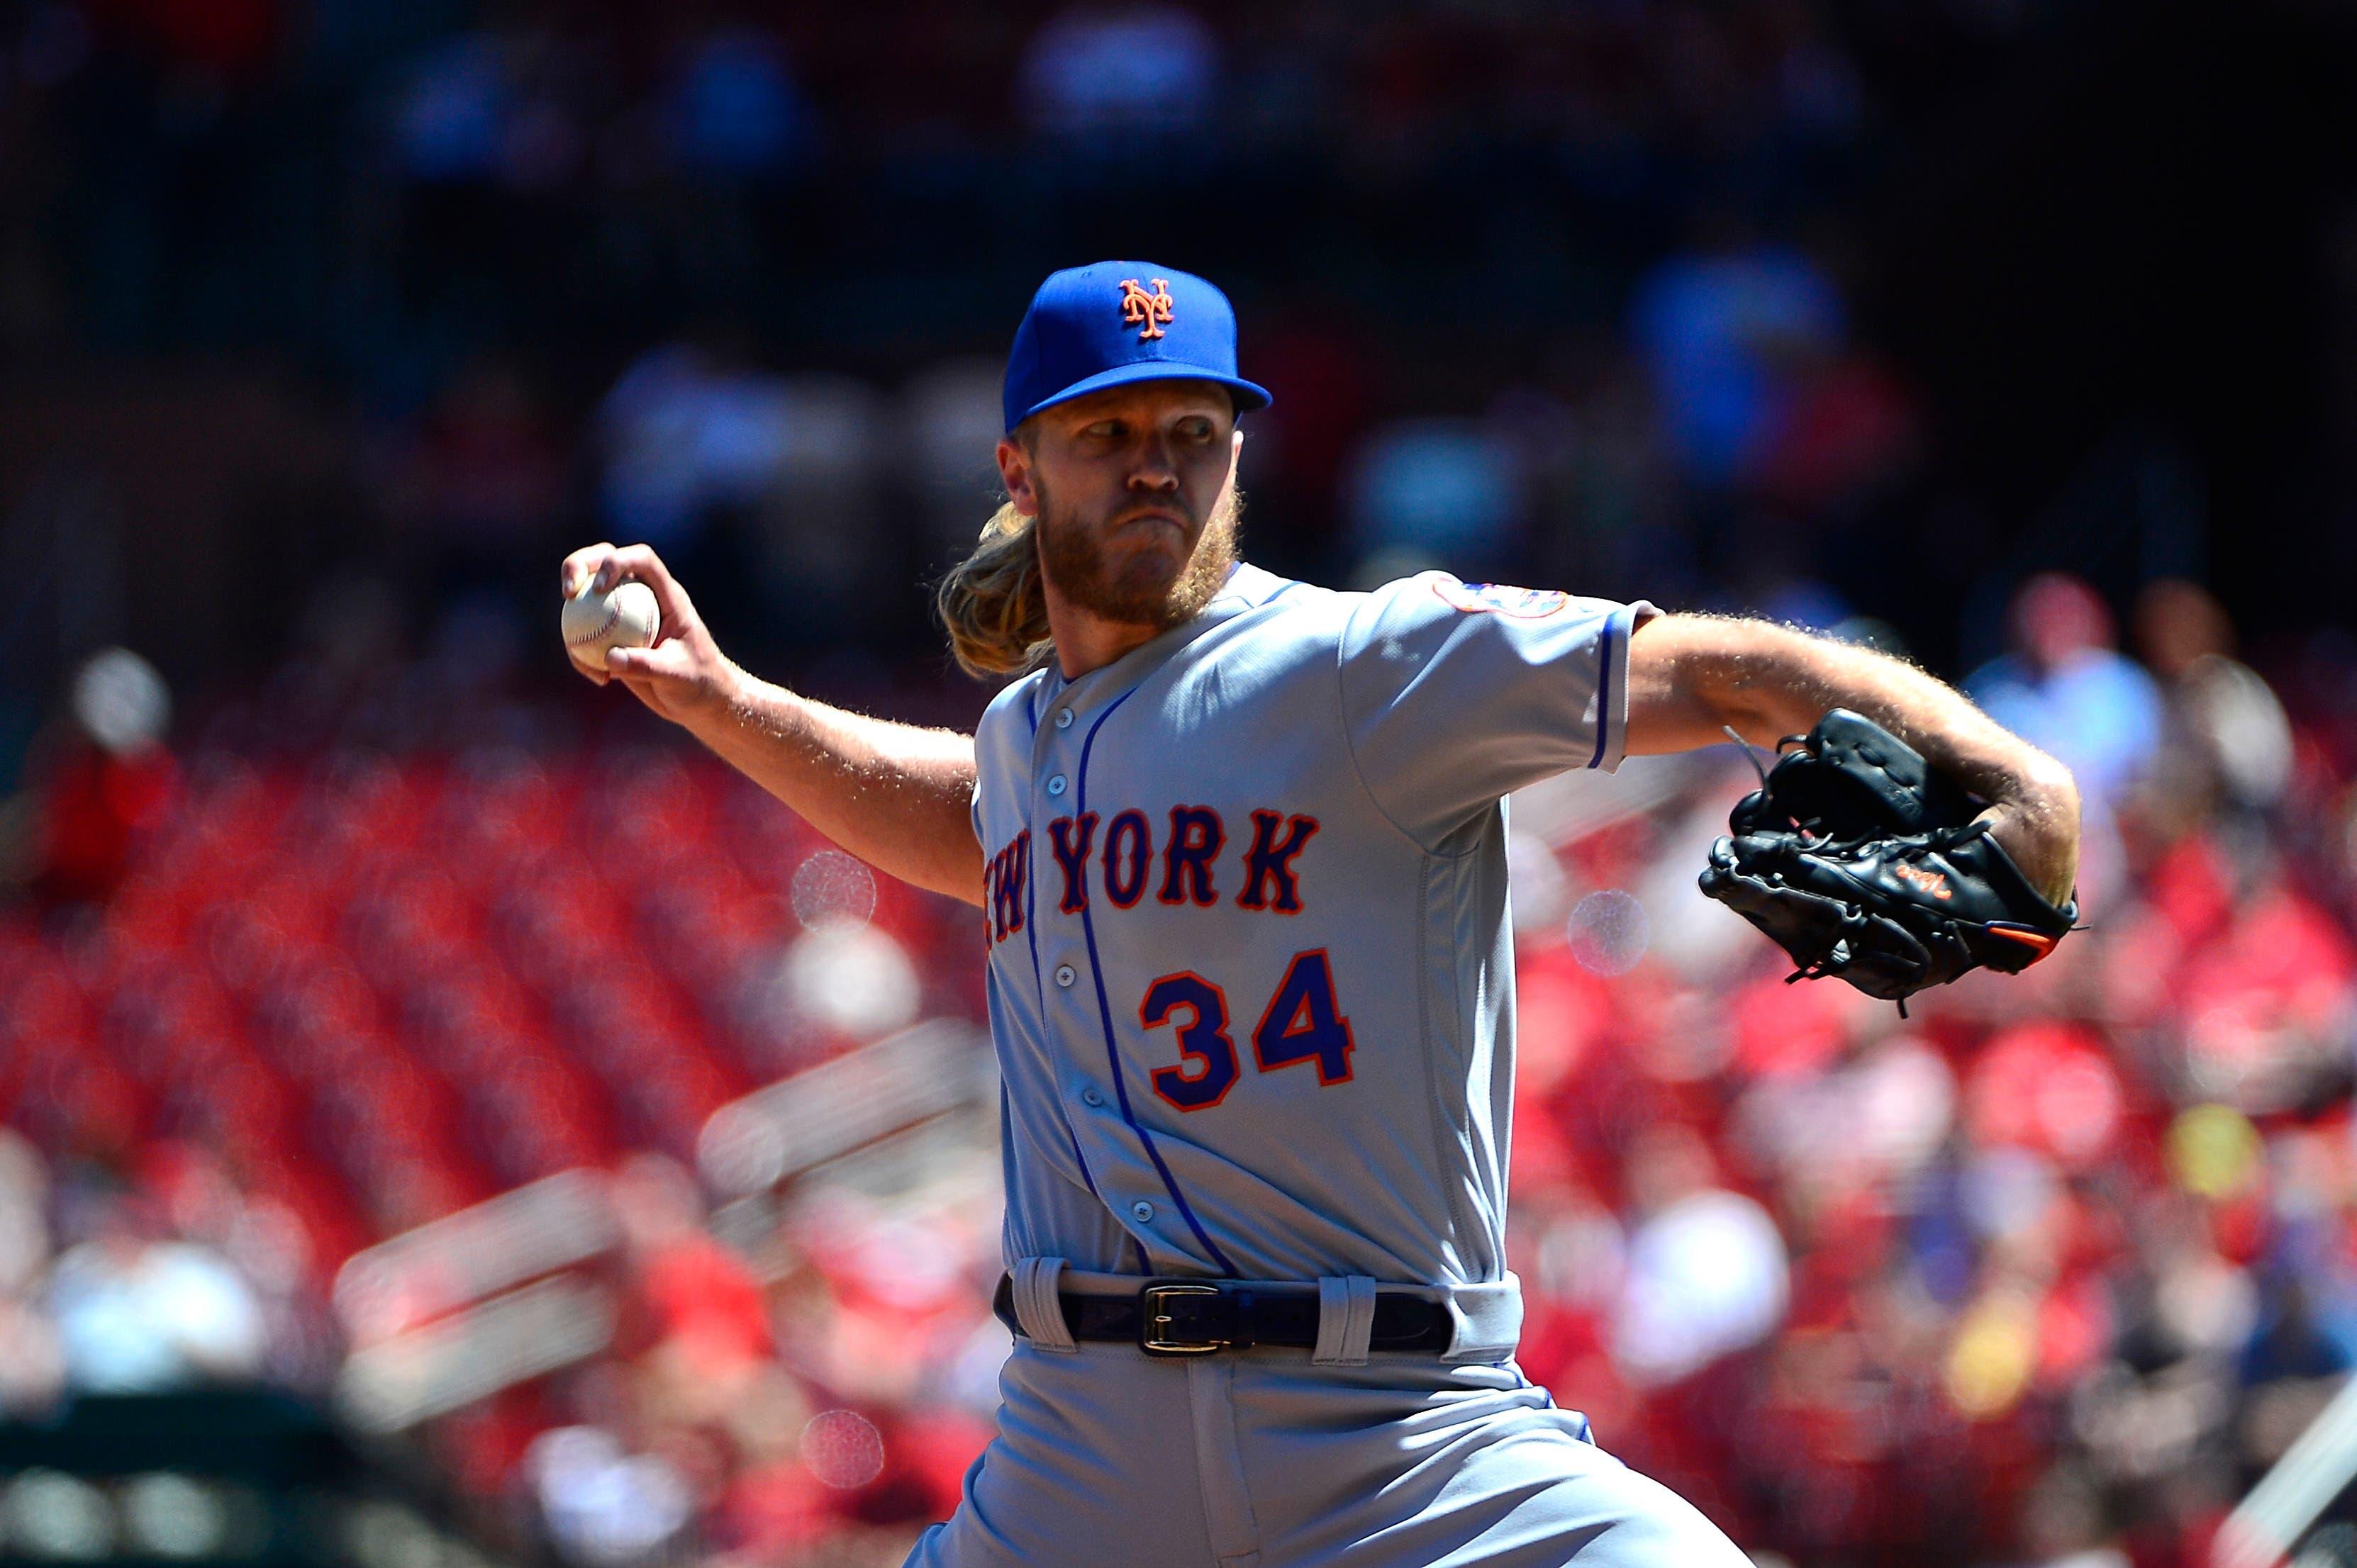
[1430, 577, 1571, 619]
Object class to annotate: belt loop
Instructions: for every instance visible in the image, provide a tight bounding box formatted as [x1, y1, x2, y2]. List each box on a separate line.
[1012, 1257, 1077, 1352]
[1312, 1275, 1377, 1366]
[1439, 1272, 1527, 1363]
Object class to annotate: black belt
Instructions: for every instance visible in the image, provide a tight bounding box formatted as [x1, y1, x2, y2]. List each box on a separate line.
[992, 1273, 1454, 1357]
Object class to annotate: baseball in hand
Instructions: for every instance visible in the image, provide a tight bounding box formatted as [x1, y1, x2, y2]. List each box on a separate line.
[562, 579, 660, 671]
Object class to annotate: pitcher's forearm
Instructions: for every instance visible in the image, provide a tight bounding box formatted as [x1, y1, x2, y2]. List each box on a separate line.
[1627, 616, 2080, 904]
[688, 663, 985, 906]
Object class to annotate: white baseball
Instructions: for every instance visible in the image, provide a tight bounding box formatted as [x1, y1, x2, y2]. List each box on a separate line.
[562, 579, 660, 671]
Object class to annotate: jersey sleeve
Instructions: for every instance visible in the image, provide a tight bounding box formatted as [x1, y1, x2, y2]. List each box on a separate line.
[1338, 573, 1655, 846]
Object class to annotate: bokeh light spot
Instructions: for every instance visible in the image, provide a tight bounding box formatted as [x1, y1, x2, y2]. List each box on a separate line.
[1568, 890, 1649, 976]
[791, 850, 876, 932]
[800, 1409, 885, 1490]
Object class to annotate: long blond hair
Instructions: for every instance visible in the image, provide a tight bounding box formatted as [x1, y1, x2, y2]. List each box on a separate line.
[935, 500, 1053, 678]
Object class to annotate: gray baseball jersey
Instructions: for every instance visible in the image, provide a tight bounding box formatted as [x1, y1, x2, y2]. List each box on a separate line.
[914, 562, 1751, 1568]
[970, 561, 1647, 1287]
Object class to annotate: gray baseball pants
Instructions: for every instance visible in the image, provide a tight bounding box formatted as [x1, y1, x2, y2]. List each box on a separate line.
[904, 1338, 1753, 1567]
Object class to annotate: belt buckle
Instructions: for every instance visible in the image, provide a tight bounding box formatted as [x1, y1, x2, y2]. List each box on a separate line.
[1139, 1282, 1225, 1357]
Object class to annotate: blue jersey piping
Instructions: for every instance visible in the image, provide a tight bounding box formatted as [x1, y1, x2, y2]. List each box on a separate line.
[1588, 610, 1621, 770]
[1073, 685, 1238, 1275]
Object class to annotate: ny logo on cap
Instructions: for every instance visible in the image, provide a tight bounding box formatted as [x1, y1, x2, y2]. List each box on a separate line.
[1118, 277, 1174, 340]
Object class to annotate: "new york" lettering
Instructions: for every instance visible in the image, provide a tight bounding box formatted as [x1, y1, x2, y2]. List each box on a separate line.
[984, 806, 1320, 944]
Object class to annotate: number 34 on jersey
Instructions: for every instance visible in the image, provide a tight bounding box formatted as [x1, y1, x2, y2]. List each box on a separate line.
[1139, 948, 1354, 1112]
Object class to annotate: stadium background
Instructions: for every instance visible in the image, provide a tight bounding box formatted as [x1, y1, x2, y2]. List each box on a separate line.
[4, 1, 2357, 1565]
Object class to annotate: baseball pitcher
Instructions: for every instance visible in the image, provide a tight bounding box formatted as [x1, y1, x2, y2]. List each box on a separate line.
[561, 262, 2081, 1566]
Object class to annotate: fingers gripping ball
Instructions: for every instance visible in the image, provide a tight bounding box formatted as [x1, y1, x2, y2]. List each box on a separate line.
[562, 579, 659, 671]
[1696, 709, 2078, 1010]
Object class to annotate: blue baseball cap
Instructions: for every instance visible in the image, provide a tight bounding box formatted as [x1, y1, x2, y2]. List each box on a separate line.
[1002, 261, 1272, 434]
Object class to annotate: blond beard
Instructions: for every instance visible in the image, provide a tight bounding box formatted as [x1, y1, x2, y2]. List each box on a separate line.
[1035, 482, 1242, 632]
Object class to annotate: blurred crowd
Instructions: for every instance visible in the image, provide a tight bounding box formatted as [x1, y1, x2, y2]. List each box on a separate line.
[5, 561, 2357, 1568]
[1495, 574, 2357, 1568]
[3, 2, 2356, 1567]
[0, 0, 1968, 754]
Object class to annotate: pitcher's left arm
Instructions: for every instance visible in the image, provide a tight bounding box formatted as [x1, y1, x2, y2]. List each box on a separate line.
[1622, 613, 2080, 905]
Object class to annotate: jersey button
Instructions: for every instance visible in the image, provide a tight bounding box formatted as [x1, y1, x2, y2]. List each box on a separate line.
[1054, 708, 1074, 729]
[1054, 963, 1076, 988]
[1047, 774, 1068, 797]
[1130, 1201, 1155, 1222]
[1081, 1087, 1103, 1107]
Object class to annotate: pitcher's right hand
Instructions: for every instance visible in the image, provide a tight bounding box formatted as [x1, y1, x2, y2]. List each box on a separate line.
[559, 543, 740, 729]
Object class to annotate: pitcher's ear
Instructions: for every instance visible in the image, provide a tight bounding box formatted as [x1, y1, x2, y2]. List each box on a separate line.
[996, 435, 1039, 517]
